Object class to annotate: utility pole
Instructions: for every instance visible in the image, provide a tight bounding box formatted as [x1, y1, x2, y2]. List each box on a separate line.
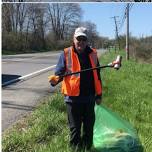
[126, 3, 129, 60]
[111, 16, 120, 52]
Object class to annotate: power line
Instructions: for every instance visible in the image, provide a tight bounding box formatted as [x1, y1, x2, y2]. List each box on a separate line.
[126, 3, 129, 60]
[129, 3, 134, 11]
[118, 5, 127, 32]
[111, 16, 120, 51]
[118, 3, 134, 33]
[116, 3, 133, 60]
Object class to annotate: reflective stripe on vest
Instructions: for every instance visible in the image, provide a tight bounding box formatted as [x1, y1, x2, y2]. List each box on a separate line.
[61, 47, 102, 96]
[65, 47, 72, 73]
[89, 49, 102, 95]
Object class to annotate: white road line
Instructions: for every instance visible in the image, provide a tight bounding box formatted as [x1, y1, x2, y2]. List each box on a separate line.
[2, 53, 61, 62]
[2, 65, 56, 87]
[12, 53, 60, 62]
[2, 49, 105, 87]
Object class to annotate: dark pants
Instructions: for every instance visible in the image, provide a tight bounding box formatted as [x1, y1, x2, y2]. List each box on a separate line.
[66, 97, 95, 150]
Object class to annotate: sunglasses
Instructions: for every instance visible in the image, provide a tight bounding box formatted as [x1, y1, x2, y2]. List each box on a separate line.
[76, 36, 87, 42]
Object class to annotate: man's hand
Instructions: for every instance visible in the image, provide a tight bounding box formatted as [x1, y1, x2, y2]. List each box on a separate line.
[48, 75, 60, 86]
[96, 98, 102, 105]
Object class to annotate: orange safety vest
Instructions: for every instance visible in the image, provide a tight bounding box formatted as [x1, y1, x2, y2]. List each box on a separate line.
[61, 46, 102, 96]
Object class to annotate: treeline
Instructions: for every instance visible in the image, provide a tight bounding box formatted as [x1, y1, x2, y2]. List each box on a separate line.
[2, 3, 151, 63]
[117, 35, 152, 63]
[2, 3, 109, 54]
[2, 3, 81, 53]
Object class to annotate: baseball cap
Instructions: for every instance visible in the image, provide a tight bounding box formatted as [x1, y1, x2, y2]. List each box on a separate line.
[74, 27, 87, 38]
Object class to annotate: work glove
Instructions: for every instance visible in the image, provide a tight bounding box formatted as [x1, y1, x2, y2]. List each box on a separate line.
[48, 75, 60, 86]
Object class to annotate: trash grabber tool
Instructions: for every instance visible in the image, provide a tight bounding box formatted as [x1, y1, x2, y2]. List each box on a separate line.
[48, 55, 122, 84]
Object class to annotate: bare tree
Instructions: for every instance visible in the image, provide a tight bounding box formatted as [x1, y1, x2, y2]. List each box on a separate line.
[2, 3, 27, 33]
[81, 21, 99, 47]
[2, 3, 82, 52]
[2, 4, 24, 50]
[2, 4, 12, 33]
[47, 3, 82, 40]
[2, 3, 19, 33]
[27, 4, 48, 50]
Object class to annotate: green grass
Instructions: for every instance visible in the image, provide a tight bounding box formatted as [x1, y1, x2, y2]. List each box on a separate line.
[3, 94, 71, 152]
[101, 51, 152, 152]
[2, 50, 152, 152]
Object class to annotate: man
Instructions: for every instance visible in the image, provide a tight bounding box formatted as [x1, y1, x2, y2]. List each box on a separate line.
[49, 27, 102, 150]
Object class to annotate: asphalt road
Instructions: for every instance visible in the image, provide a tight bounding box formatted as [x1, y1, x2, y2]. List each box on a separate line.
[2, 49, 106, 132]
[2, 52, 60, 83]
[2, 51, 61, 131]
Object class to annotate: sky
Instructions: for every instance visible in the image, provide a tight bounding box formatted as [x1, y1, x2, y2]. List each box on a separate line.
[80, 3, 152, 39]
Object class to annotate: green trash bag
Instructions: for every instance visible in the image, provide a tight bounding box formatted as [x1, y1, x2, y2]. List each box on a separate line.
[93, 105, 143, 152]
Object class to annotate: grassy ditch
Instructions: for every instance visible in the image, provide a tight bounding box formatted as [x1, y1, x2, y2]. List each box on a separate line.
[100, 50, 152, 152]
[2, 50, 152, 152]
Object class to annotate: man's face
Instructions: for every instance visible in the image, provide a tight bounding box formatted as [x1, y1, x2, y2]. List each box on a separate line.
[73, 36, 88, 52]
